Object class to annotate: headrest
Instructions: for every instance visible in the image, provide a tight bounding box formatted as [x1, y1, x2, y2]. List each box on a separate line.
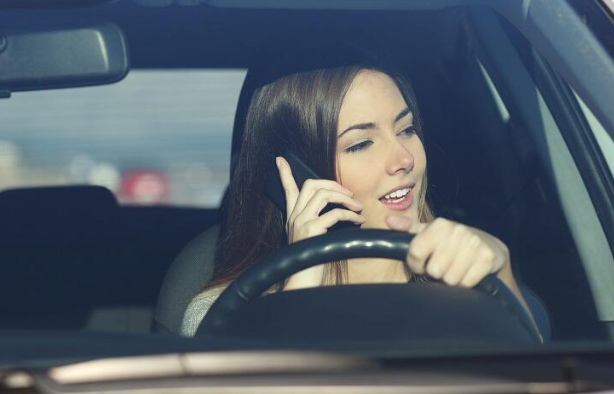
[230, 40, 392, 171]
[0, 185, 121, 246]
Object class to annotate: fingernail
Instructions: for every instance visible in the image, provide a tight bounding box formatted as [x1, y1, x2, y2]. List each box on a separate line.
[353, 215, 366, 224]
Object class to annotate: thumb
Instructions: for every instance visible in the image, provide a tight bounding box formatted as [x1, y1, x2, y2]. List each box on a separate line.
[386, 215, 412, 232]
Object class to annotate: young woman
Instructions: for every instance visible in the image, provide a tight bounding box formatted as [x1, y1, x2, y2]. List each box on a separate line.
[180, 44, 542, 338]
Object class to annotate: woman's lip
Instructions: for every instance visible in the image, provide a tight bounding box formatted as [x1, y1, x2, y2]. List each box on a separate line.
[379, 188, 414, 211]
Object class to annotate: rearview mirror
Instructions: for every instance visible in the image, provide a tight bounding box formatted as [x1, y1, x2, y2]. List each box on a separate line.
[0, 23, 129, 97]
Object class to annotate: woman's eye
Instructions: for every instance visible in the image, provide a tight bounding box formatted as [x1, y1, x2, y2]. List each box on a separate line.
[345, 140, 373, 153]
[399, 126, 417, 137]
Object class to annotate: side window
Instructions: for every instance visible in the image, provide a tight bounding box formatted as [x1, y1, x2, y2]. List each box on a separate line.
[0, 69, 247, 207]
[572, 91, 614, 178]
[476, 58, 510, 124]
[470, 9, 614, 337]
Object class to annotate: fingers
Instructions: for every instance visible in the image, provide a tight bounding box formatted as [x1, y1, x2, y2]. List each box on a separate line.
[293, 178, 355, 217]
[424, 232, 463, 280]
[276, 157, 300, 218]
[314, 208, 366, 230]
[406, 218, 449, 275]
[438, 234, 481, 286]
[277, 155, 355, 217]
[298, 188, 363, 221]
[459, 254, 494, 288]
[292, 206, 365, 241]
[293, 211, 365, 239]
[277, 156, 363, 243]
[405, 218, 507, 287]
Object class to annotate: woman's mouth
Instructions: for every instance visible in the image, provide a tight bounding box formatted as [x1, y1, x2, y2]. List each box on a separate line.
[379, 184, 415, 211]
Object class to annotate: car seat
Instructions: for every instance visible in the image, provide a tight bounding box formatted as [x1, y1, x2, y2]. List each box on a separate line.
[152, 61, 264, 334]
[152, 41, 365, 334]
[0, 185, 133, 330]
[152, 41, 554, 338]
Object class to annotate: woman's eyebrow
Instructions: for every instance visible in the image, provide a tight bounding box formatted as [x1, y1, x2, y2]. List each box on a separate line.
[394, 107, 412, 123]
[338, 107, 412, 138]
[338, 122, 377, 138]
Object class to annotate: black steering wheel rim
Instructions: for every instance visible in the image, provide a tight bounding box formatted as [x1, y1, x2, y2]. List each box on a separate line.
[199, 229, 541, 342]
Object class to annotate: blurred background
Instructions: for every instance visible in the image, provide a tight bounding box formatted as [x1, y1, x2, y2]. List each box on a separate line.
[0, 69, 246, 207]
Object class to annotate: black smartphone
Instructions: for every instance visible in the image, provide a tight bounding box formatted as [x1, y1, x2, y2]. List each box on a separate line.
[265, 150, 360, 231]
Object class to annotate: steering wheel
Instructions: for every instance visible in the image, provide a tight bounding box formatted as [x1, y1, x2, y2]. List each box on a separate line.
[198, 229, 541, 343]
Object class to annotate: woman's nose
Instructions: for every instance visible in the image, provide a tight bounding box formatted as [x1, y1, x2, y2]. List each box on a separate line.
[386, 141, 414, 175]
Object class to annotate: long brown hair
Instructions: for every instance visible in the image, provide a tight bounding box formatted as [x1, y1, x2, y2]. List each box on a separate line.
[206, 45, 433, 290]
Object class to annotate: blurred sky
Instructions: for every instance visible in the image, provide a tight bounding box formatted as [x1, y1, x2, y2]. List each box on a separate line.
[0, 69, 246, 170]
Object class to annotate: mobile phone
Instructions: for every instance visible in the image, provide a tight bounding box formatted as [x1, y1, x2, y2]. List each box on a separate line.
[265, 150, 360, 231]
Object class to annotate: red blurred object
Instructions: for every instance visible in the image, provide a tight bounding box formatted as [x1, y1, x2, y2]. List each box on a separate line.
[121, 170, 169, 205]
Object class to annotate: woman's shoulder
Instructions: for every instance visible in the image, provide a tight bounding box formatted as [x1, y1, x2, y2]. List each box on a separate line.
[180, 285, 227, 337]
[180, 282, 281, 337]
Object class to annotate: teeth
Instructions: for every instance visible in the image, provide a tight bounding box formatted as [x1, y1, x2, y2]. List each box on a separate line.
[384, 187, 411, 200]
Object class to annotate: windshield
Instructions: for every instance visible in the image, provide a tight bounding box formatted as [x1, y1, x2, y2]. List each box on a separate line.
[1, 0, 614, 367]
[0, 69, 243, 207]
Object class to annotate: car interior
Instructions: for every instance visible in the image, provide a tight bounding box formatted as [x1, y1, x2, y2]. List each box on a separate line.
[1, 1, 612, 343]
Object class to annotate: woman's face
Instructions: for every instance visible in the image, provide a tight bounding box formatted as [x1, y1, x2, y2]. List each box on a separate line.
[336, 70, 426, 229]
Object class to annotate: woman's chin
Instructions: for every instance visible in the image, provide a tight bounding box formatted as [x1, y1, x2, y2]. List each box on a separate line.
[360, 212, 418, 231]
[360, 218, 394, 230]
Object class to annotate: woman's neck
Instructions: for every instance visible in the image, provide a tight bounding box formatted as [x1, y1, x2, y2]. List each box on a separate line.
[346, 258, 408, 284]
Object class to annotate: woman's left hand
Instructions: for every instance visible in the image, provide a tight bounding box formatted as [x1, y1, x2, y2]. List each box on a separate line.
[385, 216, 510, 288]
[387, 215, 542, 341]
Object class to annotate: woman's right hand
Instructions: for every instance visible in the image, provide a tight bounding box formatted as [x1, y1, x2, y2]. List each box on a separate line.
[276, 156, 365, 289]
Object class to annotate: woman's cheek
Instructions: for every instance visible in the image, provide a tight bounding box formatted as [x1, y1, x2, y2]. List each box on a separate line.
[336, 155, 365, 191]
[337, 158, 377, 218]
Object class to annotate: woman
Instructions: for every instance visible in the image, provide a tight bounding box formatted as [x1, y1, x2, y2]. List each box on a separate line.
[180, 43, 543, 338]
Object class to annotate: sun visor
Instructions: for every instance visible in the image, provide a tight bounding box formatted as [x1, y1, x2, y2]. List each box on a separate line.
[0, 23, 129, 98]
[134, 0, 485, 9]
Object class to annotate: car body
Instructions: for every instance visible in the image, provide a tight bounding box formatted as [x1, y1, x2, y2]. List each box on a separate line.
[1, 0, 614, 391]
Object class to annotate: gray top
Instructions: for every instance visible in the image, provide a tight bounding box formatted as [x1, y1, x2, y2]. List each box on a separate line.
[180, 286, 226, 337]
[155, 225, 220, 335]
[180, 285, 279, 337]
